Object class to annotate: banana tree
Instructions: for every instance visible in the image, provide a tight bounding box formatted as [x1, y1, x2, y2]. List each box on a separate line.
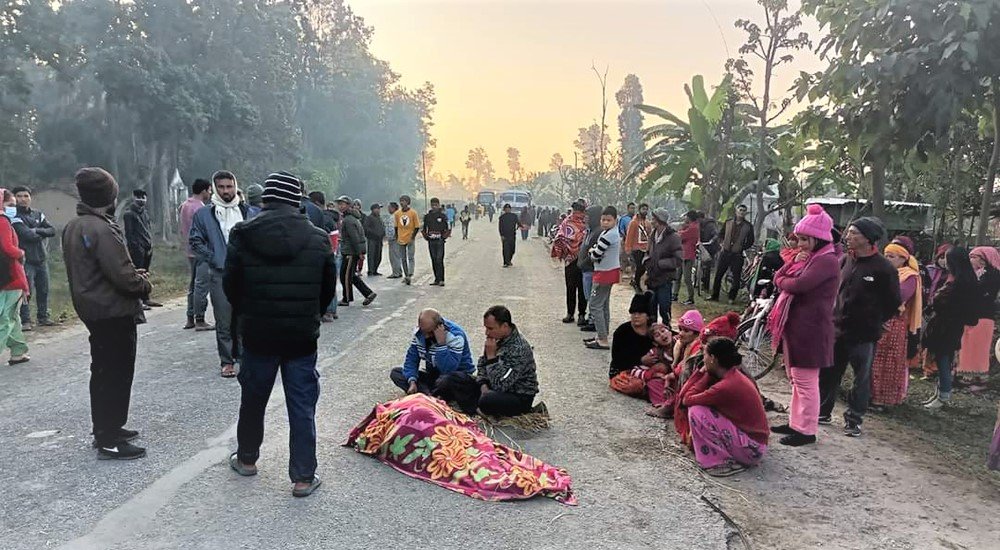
[627, 74, 750, 216]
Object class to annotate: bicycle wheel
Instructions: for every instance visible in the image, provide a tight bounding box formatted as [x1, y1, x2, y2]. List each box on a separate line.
[735, 319, 778, 380]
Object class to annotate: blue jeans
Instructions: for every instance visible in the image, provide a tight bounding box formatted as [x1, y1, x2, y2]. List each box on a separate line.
[582, 271, 594, 305]
[935, 351, 955, 400]
[650, 281, 673, 324]
[20, 262, 49, 323]
[327, 252, 342, 315]
[819, 340, 875, 423]
[236, 350, 320, 483]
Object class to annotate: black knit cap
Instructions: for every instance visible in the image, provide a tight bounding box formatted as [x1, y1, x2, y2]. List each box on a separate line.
[74, 167, 119, 208]
[849, 216, 886, 245]
[261, 171, 303, 207]
[629, 291, 655, 315]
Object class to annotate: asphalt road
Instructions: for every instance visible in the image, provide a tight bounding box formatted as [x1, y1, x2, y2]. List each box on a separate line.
[0, 220, 731, 550]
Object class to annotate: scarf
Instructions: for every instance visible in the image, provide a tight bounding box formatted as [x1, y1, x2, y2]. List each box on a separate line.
[884, 243, 923, 333]
[212, 192, 243, 243]
[768, 244, 835, 350]
[972, 246, 1000, 271]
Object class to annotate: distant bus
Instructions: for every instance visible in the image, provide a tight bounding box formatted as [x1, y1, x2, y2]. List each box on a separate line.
[498, 190, 532, 214]
[476, 190, 496, 207]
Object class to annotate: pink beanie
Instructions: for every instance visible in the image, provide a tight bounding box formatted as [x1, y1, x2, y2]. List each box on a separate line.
[794, 204, 834, 241]
[677, 309, 704, 333]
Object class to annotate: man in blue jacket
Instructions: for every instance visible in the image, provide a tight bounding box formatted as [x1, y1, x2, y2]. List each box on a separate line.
[389, 309, 475, 397]
[189, 170, 248, 378]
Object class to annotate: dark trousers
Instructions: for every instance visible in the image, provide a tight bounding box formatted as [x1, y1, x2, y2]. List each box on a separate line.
[537, 223, 544, 236]
[185, 257, 196, 318]
[711, 250, 744, 301]
[461, 222, 470, 239]
[564, 262, 587, 317]
[819, 340, 875, 424]
[390, 367, 441, 395]
[428, 239, 446, 282]
[502, 236, 516, 265]
[129, 245, 152, 271]
[366, 239, 383, 275]
[650, 281, 674, 325]
[20, 262, 50, 323]
[237, 350, 319, 483]
[521, 228, 530, 240]
[630, 250, 646, 291]
[435, 372, 534, 416]
[340, 255, 374, 302]
[86, 316, 138, 446]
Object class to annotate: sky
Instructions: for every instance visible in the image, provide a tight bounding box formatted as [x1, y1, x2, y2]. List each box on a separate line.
[349, 0, 823, 179]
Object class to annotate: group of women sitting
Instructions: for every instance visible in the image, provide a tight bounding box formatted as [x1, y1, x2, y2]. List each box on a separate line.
[608, 292, 767, 477]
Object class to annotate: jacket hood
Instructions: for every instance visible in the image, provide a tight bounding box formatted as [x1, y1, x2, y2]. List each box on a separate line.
[76, 202, 115, 219]
[236, 207, 316, 261]
[345, 208, 362, 221]
[586, 205, 603, 230]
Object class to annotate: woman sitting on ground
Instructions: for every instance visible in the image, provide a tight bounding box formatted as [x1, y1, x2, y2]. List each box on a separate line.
[643, 310, 703, 418]
[673, 337, 769, 477]
[609, 322, 674, 399]
[607, 291, 655, 379]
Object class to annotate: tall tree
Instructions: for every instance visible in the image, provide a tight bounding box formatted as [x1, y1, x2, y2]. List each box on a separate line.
[506, 147, 523, 183]
[465, 147, 494, 190]
[616, 74, 645, 165]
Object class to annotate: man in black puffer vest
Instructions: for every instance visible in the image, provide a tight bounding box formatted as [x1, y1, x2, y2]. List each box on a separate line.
[223, 171, 336, 498]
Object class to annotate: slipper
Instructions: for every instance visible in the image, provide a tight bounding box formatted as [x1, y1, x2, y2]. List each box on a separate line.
[582, 337, 597, 343]
[221, 364, 237, 378]
[229, 453, 257, 476]
[584, 341, 610, 350]
[292, 475, 322, 498]
[8, 355, 30, 366]
[704, 464, 746, 478]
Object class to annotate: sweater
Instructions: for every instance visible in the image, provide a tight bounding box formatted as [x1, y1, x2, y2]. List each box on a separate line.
[401, 319, 476, 383]
[644, 225, 683, 289]
[679, 221, 700, 261]
[589, 228, 621, 271]
[609, 321, 654, 378]
[178, 196, 204, 258]
[0, 217, 28, 292]
[680, 368, 770, 446]
[834, 253, 902, 344]
[476, 327, 539, 396]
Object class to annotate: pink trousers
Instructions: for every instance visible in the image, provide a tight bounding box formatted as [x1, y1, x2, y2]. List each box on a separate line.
[647, 377, 670, 407]
[688, 405, 767, 469]
[786, 363, 820, 436]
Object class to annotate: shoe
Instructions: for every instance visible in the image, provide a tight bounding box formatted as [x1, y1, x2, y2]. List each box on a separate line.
[91, 428, 139, 448]
[322, 313, 335, 323]
[183, 317, 195, 330]
[404, 277, 412, 285]
[8, 355, 30, 366]
[141, 304, 152, 311]
[194, 320, 215, 331]
[429, 281, 440, 286]
[562, 316, 575, 324]
[145, 300, 163, 308]
[373, 272, 383, 276]
[779, 433, 816, 446]
[584, 341, 610, 350]
[921, 391, 940, 405]
[292, 475, 322, 498]
[387, 274, 402, 279]
[21, 323, 33, 332]
[580, 324, 597, 332]
[338, 300, 350, 307]
[229, 453, 258, 477]
[843, 420, 862, 437]
[97, 441, 147, 460]
[924, 396, 947, 409]
[770, 424, 798, 435]
[576, 315, 587, 326]
[37, 318, 58, 327]
[363, 293, 377, 306]
[438, 281, 445, 287]
[817, 415, 832, 425]
[704, 464, 747, 477]
[682, 300, 695, 306]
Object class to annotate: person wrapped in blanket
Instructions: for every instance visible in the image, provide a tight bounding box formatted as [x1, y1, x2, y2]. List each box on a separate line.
[672, 337, 769, 477]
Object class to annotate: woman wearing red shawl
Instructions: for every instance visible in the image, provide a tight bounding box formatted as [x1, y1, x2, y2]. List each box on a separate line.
[674, 338, 768, 477]
[0, 188, 30, 365]
[870, 243, 922, 406]
[672, 312, 741, 439]
[958, 246, 1000, 383]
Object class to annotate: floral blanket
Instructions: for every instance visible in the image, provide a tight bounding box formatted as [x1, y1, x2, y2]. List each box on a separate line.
[345, 394, 577, 505]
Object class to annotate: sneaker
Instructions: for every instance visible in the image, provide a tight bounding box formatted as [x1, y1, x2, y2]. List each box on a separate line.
[561, 316, 575, 324]
[921, 391, 940, 405]
[362, 293, 377, 306]
[145, 300, 163, 308]
[338, 300, 350, 307]
[817, 415, 832, 425]
[322, 313, 335, 323]
[91, 428, 140, 448]
[770, 424, 798, 435]
[183, 317, 196, 330]
[37, 318, 58, 327]
[141, 304, 152, 311]
[438, 281, 445, 287]
[387, 274, 402, 279]
[194, 320, 216, 331]
[292, 475, 322, 498]
[97, 441, 146, 460]
[924, 396, 947, 409]
[682, 299, 695, 306]
[21, 323, 33, 332]
[843, 420, 862, 437]
[580, 324, 597, 332]
[576, 315, 587, 326]
[429, 281, 441, 286]
[779, 433, 816, 446]
[404, 277, 412, 286]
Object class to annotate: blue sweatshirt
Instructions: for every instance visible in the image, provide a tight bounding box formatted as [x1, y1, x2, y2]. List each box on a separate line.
[402, 318, 475, 383]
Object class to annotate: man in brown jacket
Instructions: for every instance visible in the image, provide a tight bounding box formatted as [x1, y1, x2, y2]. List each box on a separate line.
[63, 167, 153, 460]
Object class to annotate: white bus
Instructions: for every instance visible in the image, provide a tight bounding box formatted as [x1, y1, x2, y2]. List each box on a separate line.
[498, 190, 532, 214]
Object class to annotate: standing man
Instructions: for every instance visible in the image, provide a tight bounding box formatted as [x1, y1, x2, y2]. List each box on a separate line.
[423, 197, 450, 286]
[394, 195, 420, 285]
[307, 192, 336, 233]
[677, 210, 701, 304]
[624, 203, 652, 292]
[64, 167, 152, 460]
[189, 170, 248, 378]
[710, 204, 754, 304]
[336, 196, 377, 306]
[618, 203, 634, 237]
[446, 203, 457, 229]
[487, 203, 495, 222]
[518, 205, 533, 240]
[819, 217, 901, 437]
[11, 186, 57, 330]
[385, 202, 403, 278]
[122, 189, 160, 309]
[245, 184, 264, 218]
[498, 203, 519, 267]
[459, 206, 472, 240]
[644, 208, 683, 324]
[551, 201, 588, 324]
[363, 203, 386, 276]
[224, 171, 336, 498]
[179, 179, 211, 329]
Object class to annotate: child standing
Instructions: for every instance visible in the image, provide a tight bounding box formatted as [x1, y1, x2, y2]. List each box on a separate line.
[584, 206, 621, 350]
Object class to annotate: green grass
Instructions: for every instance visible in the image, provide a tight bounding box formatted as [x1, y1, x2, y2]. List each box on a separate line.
[46, 243, 192, 323]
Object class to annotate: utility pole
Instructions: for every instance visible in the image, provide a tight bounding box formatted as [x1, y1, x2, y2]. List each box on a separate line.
[421, 150, 429, 212]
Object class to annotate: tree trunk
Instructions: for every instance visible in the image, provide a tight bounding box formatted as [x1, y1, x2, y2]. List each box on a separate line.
[977, 76, 1000, 245]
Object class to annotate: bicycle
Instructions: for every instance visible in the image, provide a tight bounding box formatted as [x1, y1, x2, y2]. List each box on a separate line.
[735, 281, 781, 380]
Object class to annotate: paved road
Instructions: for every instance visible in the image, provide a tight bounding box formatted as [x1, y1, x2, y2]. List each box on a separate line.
[0, 220, 731, 550]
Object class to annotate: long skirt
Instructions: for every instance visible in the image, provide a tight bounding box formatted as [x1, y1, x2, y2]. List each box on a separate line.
[688, 405, 767, 469]
[871, 315, 909, 405]
[958, 319, 994, 374]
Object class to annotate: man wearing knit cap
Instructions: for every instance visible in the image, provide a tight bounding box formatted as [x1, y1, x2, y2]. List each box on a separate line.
[644, 207, 683, 324]
[819, 216, 901, 437]
[63, 167, 153, 460]
[224, 170, 336, 498]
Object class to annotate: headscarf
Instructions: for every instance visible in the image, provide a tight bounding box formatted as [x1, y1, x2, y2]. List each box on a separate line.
[884, 243, 922, 332]
[971, 246, 1000, 272]
[764, 238, 781, 253]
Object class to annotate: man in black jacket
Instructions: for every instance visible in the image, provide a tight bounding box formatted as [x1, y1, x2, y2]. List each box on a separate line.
[710, 205, 754, 303]
[336, 195, 376, 306]
[423, 197, 450, 286]
[122, 189, 161, 309]
[224, 171, 337, 498]
[498, 203, 519, 267]
[11, 186, 57, 329]
[819, 217, 901, 437]
[363, 203, 386, 276]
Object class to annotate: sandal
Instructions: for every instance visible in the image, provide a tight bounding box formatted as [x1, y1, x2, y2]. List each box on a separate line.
[8, 355, 30, 366]
[229, 453, 257, 476]
[221, 364, 237, 378]
[704, 463, 746, 478]
[584, 341, 610, 350]
[292, 475, 322, 498]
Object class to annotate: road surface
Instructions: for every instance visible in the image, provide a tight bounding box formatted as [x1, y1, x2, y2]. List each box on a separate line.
[0, 220, 733, 550]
